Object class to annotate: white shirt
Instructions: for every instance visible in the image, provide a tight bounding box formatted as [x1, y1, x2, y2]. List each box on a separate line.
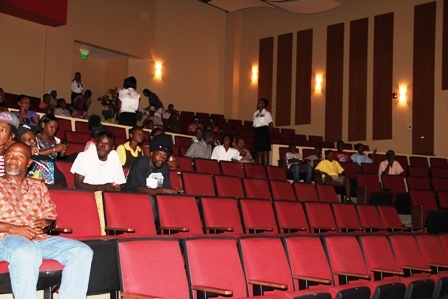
[119, 88, 140, 113]
[70, 146, 126, 185]
[71, 80, 84, 93]
[285, 151, 303, 169]
[253, 108, 272, 128]
[211, 145, 241, 162]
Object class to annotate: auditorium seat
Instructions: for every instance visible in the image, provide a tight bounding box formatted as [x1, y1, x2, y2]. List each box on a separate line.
[381, 174, 409, 210]
[437, 191, 448, 209]
[220, 161, 245, 178]
[103, 191, 155, 236]
[174, 135, 192, 147]
[409, 156, 429, 167]
[331, 203, 363, 233]
[406, 176, 431, 191]
[308, 135, 324, 142]
[239, 199, 278, 234]
[194, 158, 221, 175]
[294, 183, 319, 202]
[75, 120, 89, 132]
[176, 156, 194, 172]
[273, 201, 309, 234]
[266, 165, 287, 181]
[65, 131, 90, 144]
[320, 141, 335, 149]
[170, 170, 182, 190]
[293, 134, 307, 141]
[244, 163, 267, 179]
[395, 155, 409, 172]
[214, 175, 245, 198]
[410, 190, 439, 227]
[156, 194, 203, 235]
[360, 163, 379, 174]
[356, 173, 392, 205]
[315, 184, 340, 203]
[430, 167, 448, 179]
[408, 166, 429, 178]
[376, 206, 406, 232]
[242, 178, 272, 201]
[269, 180, 296, 201]
[430, 157, 448, 168]
[55, 117, 72, 140]
[200, 197, 244, 235]
[303, 202, 337, 233]
[105, 125, 127, 139]
[65, 142, 85, 156]
[339, 161, 360, 178]
[356, 205, 386, 233]
[182, 172, 215, 196]
[369, 153, 386, 164]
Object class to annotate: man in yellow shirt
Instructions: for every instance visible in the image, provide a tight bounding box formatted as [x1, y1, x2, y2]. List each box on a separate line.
[315, 150, 352, 203]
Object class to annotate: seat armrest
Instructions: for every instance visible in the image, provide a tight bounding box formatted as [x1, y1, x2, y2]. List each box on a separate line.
[105, 227, 135, 235]
[333, 271, 370, 279]
[293, 275, 331, 284]
[248, 280, 287, 290]
[47, 227, 72, 235]
[411, 205, 424, 228]
[191, 285, 232, 296]
[121, 292, 162, 299]
[205, 226, 234, 232]
[280, 227, 307, 231]
[370, 268, 404, 275]
[428, 263, 448, 269]
[357, 187, 367, 204]
[246, 226, 273, 232]
[159, 226, 189, 232]
[311, 227, 336, 232]
[399, 265, 432, 272]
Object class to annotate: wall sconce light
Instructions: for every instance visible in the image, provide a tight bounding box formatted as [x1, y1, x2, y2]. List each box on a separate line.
[315, 74, 323, 93]
[155, 62, 162, 78]
[398, 85, 407, 104]
[251, 66, 258, 83]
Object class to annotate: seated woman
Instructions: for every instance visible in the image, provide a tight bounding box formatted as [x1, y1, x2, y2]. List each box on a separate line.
[35, 114, 67, 160]
[211, 133, 246, 162]
[54, 98, 71, 117]
[71, 101, 89, 119]
[116, 126, 145, 167]
[17, 125, 67, 188]
[12, 94, 39, 127]
[143, 127, 179, 170]
[236, 137, 254, 163]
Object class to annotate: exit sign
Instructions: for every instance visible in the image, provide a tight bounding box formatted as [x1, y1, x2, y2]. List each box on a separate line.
[80, 50, 89, 59]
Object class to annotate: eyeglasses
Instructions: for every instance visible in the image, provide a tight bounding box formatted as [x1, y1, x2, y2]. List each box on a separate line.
[98, 131, 115, 139]
[153, 144, 172, 152]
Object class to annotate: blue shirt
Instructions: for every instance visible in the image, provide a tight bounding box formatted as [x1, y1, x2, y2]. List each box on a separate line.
[351, 153, 372, 166]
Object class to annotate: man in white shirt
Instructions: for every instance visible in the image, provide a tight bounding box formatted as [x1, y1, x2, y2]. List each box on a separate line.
[253, 98, 273, 165]
[71, 131, 126, 191]
[378, 150, 404, 181]
[211, 134, 245, 162]
[285, 143, 313, 183]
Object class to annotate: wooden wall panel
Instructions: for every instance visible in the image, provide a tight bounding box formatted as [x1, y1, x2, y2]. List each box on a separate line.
[348, 18, 368, 141]
[295, 29, 313, 125]
[258, 37, 274, 101]
[325, 23, 344, 142]
[412, 2, 436, 154]
[372, 13, 394, 140]
[275, 33, 293, 126]
[443, 0, 448, 90]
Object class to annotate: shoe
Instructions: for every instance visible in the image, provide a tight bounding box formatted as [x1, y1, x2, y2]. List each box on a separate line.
[345, 197, 354, 204]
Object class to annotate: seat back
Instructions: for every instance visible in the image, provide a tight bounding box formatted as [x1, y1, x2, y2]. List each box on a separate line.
[242, 178, 272, 201]
[339, 162, 360, 178]
[376, 206, 404, 231]
[266, 165, 287, 181]
[431, 178, 448, 192]
[117, 239, 190, 299]
[323, 235, 370, 285]
[182, 172, 215, 196]
[406, 176, 431, 191]
[430, 168, 448, 179]
[294, 183, 319, 202]
[75, 120, 89, 132]
[220, 161, 245, 178]
[55, 117, 72, 140]
[103, 191, 156, 236]
[308, 135, 324, 142]
[49, 189, 101, 237]
[176, 156, 194, 172]
[170, 171, 182, 190]
[409, 190, 439, 224]
[269, 180, 296, 201]
[65, 131, 90, 144]
[184, 237, 248, 298]
[200, 197, 243, 235]
[303, 202, 337, 233]
[388, 234, 430, 271]
[174, 135, 193, 147]
[244, 164, 267, 179]
[437, 191, 448, 209]
[414, 234, 448, 266]
[408, 166, 429, 178]
[239, 199, 278, 234]
[156, 194, 203, 234]
[104, 126, 127, 140]
[194, 158, 221, 175]
[430, 158, 448, 168]
[55, 161, 74, 188]
[356, 173, 384, 204]
[274, 201, 309, 234]
[331, 203, 362, 233]
[394, 155, 409, 172]
[65, 142, 85, 156]
[409, 156, 429, 167]
[214, 175, 244, 198]
[315, 184, 339, 203]
[361, 163, 380, 174]
[356, 205, 385, 232]
[381, 175, 407, 193]
[238, 236, 294, 296]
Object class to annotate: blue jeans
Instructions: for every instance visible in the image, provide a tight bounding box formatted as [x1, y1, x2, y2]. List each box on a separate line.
[0, 235, 93, 299]
[291, 163, 313, 183]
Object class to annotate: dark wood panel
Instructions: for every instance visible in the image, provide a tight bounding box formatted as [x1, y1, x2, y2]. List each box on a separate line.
[325, 23, 345, 142]
[258, 37, 274, 101]
[373, 13, 394, 140]
[275, 33, 293, 126]
[412, 2, 436, 154]
[348, 18, 368, 142]
[443, 0, 448, 90]
[295, 29, 313, 125]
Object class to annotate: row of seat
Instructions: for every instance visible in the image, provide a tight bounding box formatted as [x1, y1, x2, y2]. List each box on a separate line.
[117, 233, 448, 299]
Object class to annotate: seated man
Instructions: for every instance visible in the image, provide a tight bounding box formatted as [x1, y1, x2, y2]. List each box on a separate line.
[0, 111, 20, 176]
[285, 143, 312, 183]
[315, 150, 352, 202]
[334, 140, 352, 162]
[71, 131, 125, 191]
[351, 143, 377, 166]
[304, 145, 323, 168]
[185, 129, 215, 159]
[378, 150, 404, 180]
[0, 143, 93, 299]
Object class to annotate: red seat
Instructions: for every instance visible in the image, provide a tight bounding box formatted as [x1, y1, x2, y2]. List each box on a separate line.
[156, 194, 203, 235]
[169, 170, 182, 190]
[266, 165, 287, 181]
[331, 203, 363, 233]
[65, 131, 90, 144]
[176, 156, 194, 172]
[244, 163, 267, 179]
[430, 167, 448, 178]
[220, 161, 245, 178]
[55, 117, 72, 140]
[274, 201, 309, 234]
[194, 158, 221, 175]
[294, 183, 319, 202]
[409, 156, 429, 167]
[408, 166, 429, 177]
[430, 157, 448, 168]
[214, 175, 245, 198]
[269, 180, 296, 201]
[360, 163, 379, 174]
[242, 178, 272, 201]
[356, 205, 386, 233]
[410, 190, 439, 225]
[200, 197, 244, 235]
[239, 199, 278, 234]
[174, 135, 193, 147]
[376, 206, 406, 232]
[380, 174, 408, 206]
[437, 191, 448, 209]
[75, 120, 89, 132]
[55, 161, 74, 188]
[182, 172, 215, 196]
[339, 161, 360, 178]
[356, 173, 392, 205]
[406, 176, 431, 191]
[65, 142, 85, 156]
[308, 135, 323, 142]
[303, 202, 336, 233]
[315, 184, 339, 203]
[105, 125, 127, 139]
[395, 155, 409, 172]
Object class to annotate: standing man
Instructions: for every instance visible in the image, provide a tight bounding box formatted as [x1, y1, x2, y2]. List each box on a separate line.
[0, 142, 93, 299]
[253, 98, 273, 165]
